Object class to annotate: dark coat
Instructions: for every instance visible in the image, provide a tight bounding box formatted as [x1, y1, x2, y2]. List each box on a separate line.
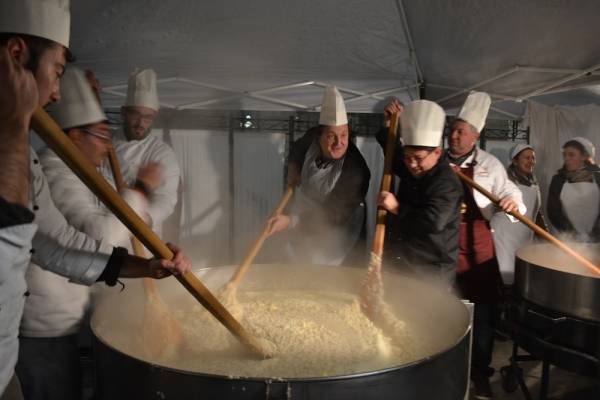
[547, 164, 600, 241]
[287, 127, 371, 263]
[376, 129, 463, 267]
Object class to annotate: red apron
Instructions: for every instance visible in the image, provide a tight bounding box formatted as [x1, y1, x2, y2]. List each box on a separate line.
[456, 164, 503, 303]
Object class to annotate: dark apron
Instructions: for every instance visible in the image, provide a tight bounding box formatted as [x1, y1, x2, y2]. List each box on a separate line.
[456, 164, 503, 303]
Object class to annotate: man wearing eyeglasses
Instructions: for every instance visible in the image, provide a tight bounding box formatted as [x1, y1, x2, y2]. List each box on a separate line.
[17, 67, 165, 400]
[110, 68, 181, 240]
[376, 99, 462, 286]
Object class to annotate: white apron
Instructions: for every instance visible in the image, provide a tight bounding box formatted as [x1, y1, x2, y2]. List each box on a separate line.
[560, 181, 600, 240]
[491, 183, 539, 284]
[286, 143, 363, 265]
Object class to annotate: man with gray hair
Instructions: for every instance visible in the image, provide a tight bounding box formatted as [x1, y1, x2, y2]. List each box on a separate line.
[446, 91, 525, 399]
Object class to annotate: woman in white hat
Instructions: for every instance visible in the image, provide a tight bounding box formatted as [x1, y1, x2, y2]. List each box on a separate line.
[491, 144, 549, 285]
[267, 86, 371, 266]
[547, 137, 600, 242]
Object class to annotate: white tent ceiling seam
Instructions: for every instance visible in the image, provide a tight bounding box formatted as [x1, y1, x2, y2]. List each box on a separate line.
[101, 78, 417, 112]
[395, 0, 423, 83]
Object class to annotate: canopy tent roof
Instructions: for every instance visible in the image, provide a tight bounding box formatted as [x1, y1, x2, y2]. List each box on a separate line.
[70, 0, 600, 119]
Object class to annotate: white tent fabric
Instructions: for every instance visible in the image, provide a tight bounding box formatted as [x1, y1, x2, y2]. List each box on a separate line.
[69, 0, 600, 116]
[524, 101, 600, 227]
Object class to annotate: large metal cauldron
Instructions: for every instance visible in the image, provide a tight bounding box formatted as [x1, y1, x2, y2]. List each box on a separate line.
[515, 243, 600, 322]
[91, 264, 471, 400]
[513, 243, 600, 377]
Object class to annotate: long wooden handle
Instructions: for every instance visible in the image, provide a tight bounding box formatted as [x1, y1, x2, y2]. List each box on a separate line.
[455, 170, 600, 277]
[372, 113, 399, 257]
[108, 148, 155, 296]
[228, 186, 294, 287]
[31, 107, 268, 357]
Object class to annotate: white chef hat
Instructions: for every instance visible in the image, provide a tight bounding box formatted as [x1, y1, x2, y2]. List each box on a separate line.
[124, 68, 160, 111]
[48, 67, 106, 130]
[319, 86, 348, 126]
[401, 100, 446, 147]
[509, 143, 534, 160]
[0, 0, 70, 49]
[456, 91, 491, 133]
[569, 136, 596, 159]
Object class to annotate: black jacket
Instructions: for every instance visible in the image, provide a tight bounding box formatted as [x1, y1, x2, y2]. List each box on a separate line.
[288, 127, 371, 247]
[376, 129, 463, 266]
[547, 164, 600, 241]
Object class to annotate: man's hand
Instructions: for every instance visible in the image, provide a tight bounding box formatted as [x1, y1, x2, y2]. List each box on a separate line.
[266, 214, 291, 236]
[383, 98, 404, 126]
[136, 162, 164, 192]
[498, 196, 518, 213]
[0, 41, 38, 129]
[147, 243, 192, 279]
[378, 191, 400, 215]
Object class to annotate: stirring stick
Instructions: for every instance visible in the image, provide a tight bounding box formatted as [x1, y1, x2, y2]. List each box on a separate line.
[225, 186, 294, 293]
[455, 170, 600, 277]
[32, 107, 270, 358]
[359, 113, 399, 317]
[107, 148, 184, 357]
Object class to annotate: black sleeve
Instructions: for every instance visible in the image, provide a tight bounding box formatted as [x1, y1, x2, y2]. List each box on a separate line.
[546, 174, 573, 232]
[288, 127, 319, 168]
[298, 147, 371, 230]
[395, 171, 462, 235]
[96, 246, 128, 286]
[0, 197, 35, 228]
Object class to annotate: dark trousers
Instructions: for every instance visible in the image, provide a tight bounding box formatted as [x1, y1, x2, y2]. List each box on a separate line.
[15, 335, 82, 400]
[471, 303, 498, 380]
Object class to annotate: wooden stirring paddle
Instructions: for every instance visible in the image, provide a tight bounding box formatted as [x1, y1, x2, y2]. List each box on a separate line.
[455, 170, 600, 277]
[221, 185, 294, 304]
[359, 113, 399, 318]
[31, 107, 270, 358]
[107, 148, 183, 358]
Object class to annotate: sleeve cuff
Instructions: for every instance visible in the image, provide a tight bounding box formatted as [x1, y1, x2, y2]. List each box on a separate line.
[0, 197, 35, 228]
[96, 246, 128, 286]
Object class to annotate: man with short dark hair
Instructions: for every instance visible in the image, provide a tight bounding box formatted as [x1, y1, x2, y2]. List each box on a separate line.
[0, 2, 190, 398]
[110, 68, 181, 238]
[376, 98, 463, 285]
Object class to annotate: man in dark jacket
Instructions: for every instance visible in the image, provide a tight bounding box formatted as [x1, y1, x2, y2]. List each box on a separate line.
[376, 99, 462, 285]
[267, 87, 370, 266]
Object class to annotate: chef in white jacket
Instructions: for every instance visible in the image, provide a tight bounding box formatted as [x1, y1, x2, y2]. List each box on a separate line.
[445, 91, 525, 399]
[111, 68, 181, 237]
[0, 2, 189, 398]
[17, 68, 164, 400]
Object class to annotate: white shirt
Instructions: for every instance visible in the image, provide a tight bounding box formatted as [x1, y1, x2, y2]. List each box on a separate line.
[112, 134, 181, 233]
[21, 148, 147, 337]
[450, 148, 526, 221]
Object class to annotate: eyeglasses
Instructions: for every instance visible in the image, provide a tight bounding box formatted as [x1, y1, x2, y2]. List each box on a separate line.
[126, 109, 156, 123]
[82, 129, 112, 143]
[403, 151, 434, 165]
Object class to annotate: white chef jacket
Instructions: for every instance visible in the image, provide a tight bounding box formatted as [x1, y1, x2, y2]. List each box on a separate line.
[21, 148, 147, 337]
[111, 133, 180, 234]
